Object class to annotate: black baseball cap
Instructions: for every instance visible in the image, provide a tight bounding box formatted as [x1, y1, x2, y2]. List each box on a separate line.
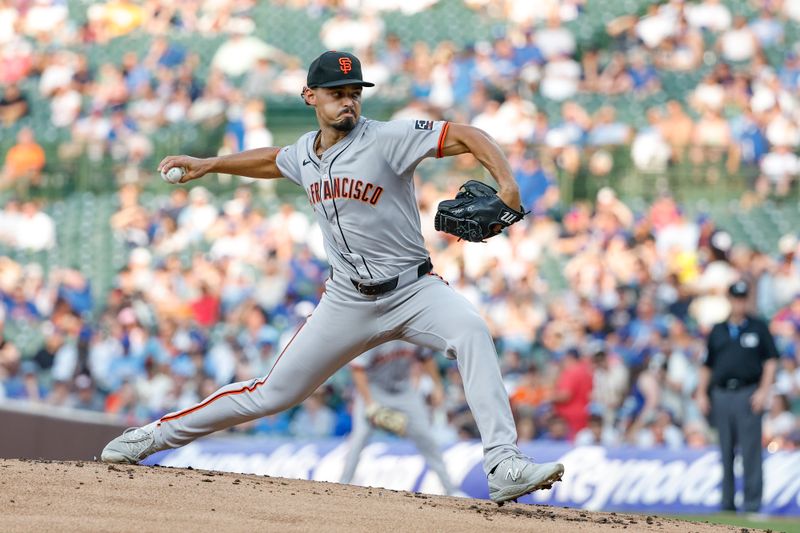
[729, 280, 749, 298]
[306, 51, 374, 88]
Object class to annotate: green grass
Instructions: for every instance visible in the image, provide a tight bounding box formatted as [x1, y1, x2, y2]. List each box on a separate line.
[674, 512, 800, 533]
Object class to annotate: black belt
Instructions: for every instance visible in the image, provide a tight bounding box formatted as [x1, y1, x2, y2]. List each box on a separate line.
[351, 258, 433, 296]
[716, 378, 759, 391]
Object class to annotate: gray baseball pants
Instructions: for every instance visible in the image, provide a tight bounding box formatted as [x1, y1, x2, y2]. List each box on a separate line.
[155, 275, 520, 474]
[712, 384, 763, 512]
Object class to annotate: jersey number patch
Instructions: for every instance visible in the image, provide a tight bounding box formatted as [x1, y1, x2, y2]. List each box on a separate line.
[415, 120, 434, 130]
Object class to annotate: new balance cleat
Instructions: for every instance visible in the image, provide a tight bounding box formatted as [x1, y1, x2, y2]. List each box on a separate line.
[488, 456, 564, 504]
[100, 423, 163, 464]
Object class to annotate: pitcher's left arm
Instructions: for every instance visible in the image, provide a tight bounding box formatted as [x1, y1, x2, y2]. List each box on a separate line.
[438, 123, 520, 209]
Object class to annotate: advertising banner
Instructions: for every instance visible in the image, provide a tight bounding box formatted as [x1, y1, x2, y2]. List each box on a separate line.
[143, 438, 800, 516]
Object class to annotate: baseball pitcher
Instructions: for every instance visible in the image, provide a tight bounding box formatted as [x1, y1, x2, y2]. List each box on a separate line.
[102, 51, 564, 504]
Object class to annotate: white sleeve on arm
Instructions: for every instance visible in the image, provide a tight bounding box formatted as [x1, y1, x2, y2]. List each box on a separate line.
[379, 119, 450, 175]
[275, 141, 303, 186]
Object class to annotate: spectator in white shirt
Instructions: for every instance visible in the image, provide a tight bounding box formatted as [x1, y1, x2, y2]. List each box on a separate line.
[23, 0, 68, 39]
[539, 53, 580, 101]
[535, 13, 576, 60]
[758, 144, 800, 197]
[685, 0, 731, 32]
[178, 186, 219, 240]
[765, 113, 800, 148]
[471, 99, 517, 146]
[498, 92, 537, 144]
[49, 85, 82, 128]
[774, 351, 800, 398]
[16, 201, 55, 251]
[636, 4, 678, 49]
[273, 58, 308, 96]
[763, 394, 797, 444]
[320, 10, 384, 51]
[242, 100, 273, 151]
[783, 0, 800, 23]
[691, 74, 726, 113]
[289, 389, 336, 438]
[359, 47, 392, 100]
[211, 29, 284, 78]
[575, 414, 621, 446]
[631, 109, 672, 172]
[0, 1, 18, 45]
[636, 409, 685, 449]
[39, 51, 74, 97]
[718, 16, 759, 63]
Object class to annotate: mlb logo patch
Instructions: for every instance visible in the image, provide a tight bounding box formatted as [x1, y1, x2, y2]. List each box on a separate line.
[415, 120, 434, 130]
[740, 333, 759, 348]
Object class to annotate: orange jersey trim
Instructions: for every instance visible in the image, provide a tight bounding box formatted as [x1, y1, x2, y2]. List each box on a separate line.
[158, 321, 307, 425]
[436, 121, 450, 158]
[427, 272, 449, 285]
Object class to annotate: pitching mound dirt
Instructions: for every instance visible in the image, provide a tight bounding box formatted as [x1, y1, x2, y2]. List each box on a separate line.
[1, 458, 743, 532]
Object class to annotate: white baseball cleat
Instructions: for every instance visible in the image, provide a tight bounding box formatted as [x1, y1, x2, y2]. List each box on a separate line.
[488, 456, 565, 504]
[101, 422, 163, 464]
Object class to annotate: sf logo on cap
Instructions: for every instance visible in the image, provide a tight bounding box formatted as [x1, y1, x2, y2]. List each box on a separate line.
[339, 57, 352, 74]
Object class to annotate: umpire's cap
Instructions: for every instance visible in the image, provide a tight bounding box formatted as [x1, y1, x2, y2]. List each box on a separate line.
[307, 51, 374, 88]
[729, 280, 750, 298]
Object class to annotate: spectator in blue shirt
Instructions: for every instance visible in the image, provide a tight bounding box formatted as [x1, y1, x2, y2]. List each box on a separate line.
[779, 53, 800, 92]
[56, 269, 93, 315]
[150, 37, 187, 69]
[290, 389, 336, 438]
[515, 157, 557, 214]
[589, 107, 633, 146]
[627, 52, 660, 95]
[253, 412, 292, 435]
[730, 109, 769, 167]
[749, 8, 784, 47]
[513, 29, 545, 68]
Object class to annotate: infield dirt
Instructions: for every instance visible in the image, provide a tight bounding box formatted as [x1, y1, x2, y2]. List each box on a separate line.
[0, 458, 751, 532]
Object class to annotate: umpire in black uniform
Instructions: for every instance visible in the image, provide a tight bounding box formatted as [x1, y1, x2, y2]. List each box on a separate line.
[696, 280, 778, 513]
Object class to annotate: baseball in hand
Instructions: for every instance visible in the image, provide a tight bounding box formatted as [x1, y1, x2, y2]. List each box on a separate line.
[161, 166, 186, 184]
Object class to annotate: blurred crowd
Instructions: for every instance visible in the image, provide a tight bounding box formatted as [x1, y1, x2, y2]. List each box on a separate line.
[1, 0, 800, 450]
[1, 174, 799, 451]
[2, 0, 800, 197]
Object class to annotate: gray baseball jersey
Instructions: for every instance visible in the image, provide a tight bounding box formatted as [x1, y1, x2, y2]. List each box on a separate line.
[275, 117, 442, 280]
[153, 117, 522, 476]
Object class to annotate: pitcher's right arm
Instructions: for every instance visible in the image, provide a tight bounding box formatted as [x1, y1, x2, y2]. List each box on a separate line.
[158, 147, 284, 183]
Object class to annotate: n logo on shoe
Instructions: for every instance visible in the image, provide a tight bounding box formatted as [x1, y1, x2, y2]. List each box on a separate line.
[506, 468, 522, 481]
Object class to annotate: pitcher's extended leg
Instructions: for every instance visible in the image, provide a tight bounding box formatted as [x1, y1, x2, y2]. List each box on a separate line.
[151, 294, 378, 451]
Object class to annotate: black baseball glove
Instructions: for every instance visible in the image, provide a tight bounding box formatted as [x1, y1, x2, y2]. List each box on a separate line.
[434, 180, 527, 242]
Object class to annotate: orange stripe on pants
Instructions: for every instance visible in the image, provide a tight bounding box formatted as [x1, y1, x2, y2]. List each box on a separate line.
[157, 321, 307, 426]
